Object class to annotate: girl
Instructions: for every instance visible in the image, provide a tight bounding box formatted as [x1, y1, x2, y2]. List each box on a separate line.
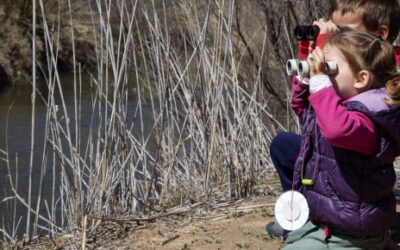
[283, 30, 400, 249]
[267, 0, 400, 239]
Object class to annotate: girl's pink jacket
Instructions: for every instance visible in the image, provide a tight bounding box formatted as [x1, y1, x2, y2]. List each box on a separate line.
[291, 77, 377, 155]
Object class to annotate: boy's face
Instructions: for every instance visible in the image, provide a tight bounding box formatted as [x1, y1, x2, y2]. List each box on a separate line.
[331, 10, 368, 32]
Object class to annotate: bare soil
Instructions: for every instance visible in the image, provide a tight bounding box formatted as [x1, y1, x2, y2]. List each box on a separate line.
[14, 169, 284, 250]
[117, 197, 284, 250]
[18, 194, 286, 250]
[17, 168, 400, 250]
[102, 200, 400, 250]
[20, 197, 400, 250]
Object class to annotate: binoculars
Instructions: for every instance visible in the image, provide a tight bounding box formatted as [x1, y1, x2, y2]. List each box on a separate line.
[294, 25, 320, 41]
[286, 59, 337, 77]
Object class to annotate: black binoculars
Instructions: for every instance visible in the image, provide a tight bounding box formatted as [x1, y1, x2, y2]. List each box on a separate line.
[294, 25, 320, 41]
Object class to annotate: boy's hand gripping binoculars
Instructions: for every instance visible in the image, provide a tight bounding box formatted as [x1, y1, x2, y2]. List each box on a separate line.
[286, 59, 337, 77]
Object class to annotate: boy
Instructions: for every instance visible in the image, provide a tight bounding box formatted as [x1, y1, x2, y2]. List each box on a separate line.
[267, 0, 400, 239]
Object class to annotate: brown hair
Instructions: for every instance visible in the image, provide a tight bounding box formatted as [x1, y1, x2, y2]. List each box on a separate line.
[326, 30, 400, 106]
[384, 76, 400, 107]
[329, 0, 400, 43]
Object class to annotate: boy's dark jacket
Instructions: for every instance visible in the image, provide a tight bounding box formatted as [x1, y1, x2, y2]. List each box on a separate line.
[293, 88, 400, 235]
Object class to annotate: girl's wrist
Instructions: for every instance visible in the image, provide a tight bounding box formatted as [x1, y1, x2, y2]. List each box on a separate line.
[309, 74, 332, 94]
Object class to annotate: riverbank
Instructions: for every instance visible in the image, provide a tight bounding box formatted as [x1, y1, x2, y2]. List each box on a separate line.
[15, 195, 400, 249]
[16, 164, 400, 250]
[16, 196, 285, 250]
[14, 172, 284, 249]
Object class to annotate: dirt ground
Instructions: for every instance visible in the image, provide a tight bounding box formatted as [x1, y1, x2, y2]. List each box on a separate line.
[17, 168, 400, 249]
[14, 172, 287, 250]
[16, 198, 400, 250]
[94, 196, 284, 250]
[17, 196, 284, 250]
[95, 199, 400, 250]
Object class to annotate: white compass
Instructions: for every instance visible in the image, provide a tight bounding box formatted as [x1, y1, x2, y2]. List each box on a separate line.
[274, 190, 309, 231]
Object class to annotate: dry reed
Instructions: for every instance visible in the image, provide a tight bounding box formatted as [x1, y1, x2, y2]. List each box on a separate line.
[0, 0, 330, 247]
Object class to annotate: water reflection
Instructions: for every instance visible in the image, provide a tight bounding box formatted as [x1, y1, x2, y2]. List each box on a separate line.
[0, 80, 55, 238]
[0, 74, 156, 238]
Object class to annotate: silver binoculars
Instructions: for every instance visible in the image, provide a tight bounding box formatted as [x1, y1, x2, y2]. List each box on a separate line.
[286, 59, 337, 77]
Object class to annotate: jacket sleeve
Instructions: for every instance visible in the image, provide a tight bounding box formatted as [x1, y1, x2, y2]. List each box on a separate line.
[298, 40, 310, 59]
[291, 76, 310, 119]
[297, 33, 331, 59]
[309, 87, 377, 155]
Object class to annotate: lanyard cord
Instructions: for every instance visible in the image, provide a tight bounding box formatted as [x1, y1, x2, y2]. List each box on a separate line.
[299, 108, 320, 187]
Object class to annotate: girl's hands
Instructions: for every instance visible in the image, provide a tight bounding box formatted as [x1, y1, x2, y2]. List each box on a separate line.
[307, 46, 327, 77]
[308, 46, 333, 94]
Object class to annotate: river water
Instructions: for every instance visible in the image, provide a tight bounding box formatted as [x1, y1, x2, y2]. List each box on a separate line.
[0, 81, 48, 238]
[0, 74, 156, 239]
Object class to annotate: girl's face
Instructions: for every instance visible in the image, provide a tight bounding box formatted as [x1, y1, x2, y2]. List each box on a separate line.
[323, 44, 359, 100]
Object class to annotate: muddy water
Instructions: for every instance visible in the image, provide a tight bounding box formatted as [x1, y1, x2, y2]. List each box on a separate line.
[0, 74, 155, 238]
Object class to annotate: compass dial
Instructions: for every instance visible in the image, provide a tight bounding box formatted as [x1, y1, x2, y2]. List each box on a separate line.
[274, 191, 309, 231]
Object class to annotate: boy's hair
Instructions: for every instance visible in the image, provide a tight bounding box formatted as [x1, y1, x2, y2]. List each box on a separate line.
[326, 30, 396, 89]
[329, 0, 400, 43]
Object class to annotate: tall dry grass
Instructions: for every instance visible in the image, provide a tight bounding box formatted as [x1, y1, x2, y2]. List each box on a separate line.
[0, 0, 329, 246]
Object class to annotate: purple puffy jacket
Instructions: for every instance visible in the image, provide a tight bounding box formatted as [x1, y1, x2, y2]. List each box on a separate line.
[293, 88, 400, 236]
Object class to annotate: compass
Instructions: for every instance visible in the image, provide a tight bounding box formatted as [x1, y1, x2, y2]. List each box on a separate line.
[274, 191, 309, 231]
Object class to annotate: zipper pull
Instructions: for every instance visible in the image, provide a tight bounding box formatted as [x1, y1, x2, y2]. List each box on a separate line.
[302, 179, 314, 186]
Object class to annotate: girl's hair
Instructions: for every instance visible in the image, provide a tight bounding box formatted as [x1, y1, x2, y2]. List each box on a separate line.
[325, 29, 400, 106]
[385, 75, 400, 107]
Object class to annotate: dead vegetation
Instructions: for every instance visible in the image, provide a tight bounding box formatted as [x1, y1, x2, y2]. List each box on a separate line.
[0, 0, 331, 248]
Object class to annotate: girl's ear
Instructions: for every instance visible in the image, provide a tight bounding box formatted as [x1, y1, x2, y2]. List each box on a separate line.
[377, 25, 389, 41]
[354, 70, 371, 90]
